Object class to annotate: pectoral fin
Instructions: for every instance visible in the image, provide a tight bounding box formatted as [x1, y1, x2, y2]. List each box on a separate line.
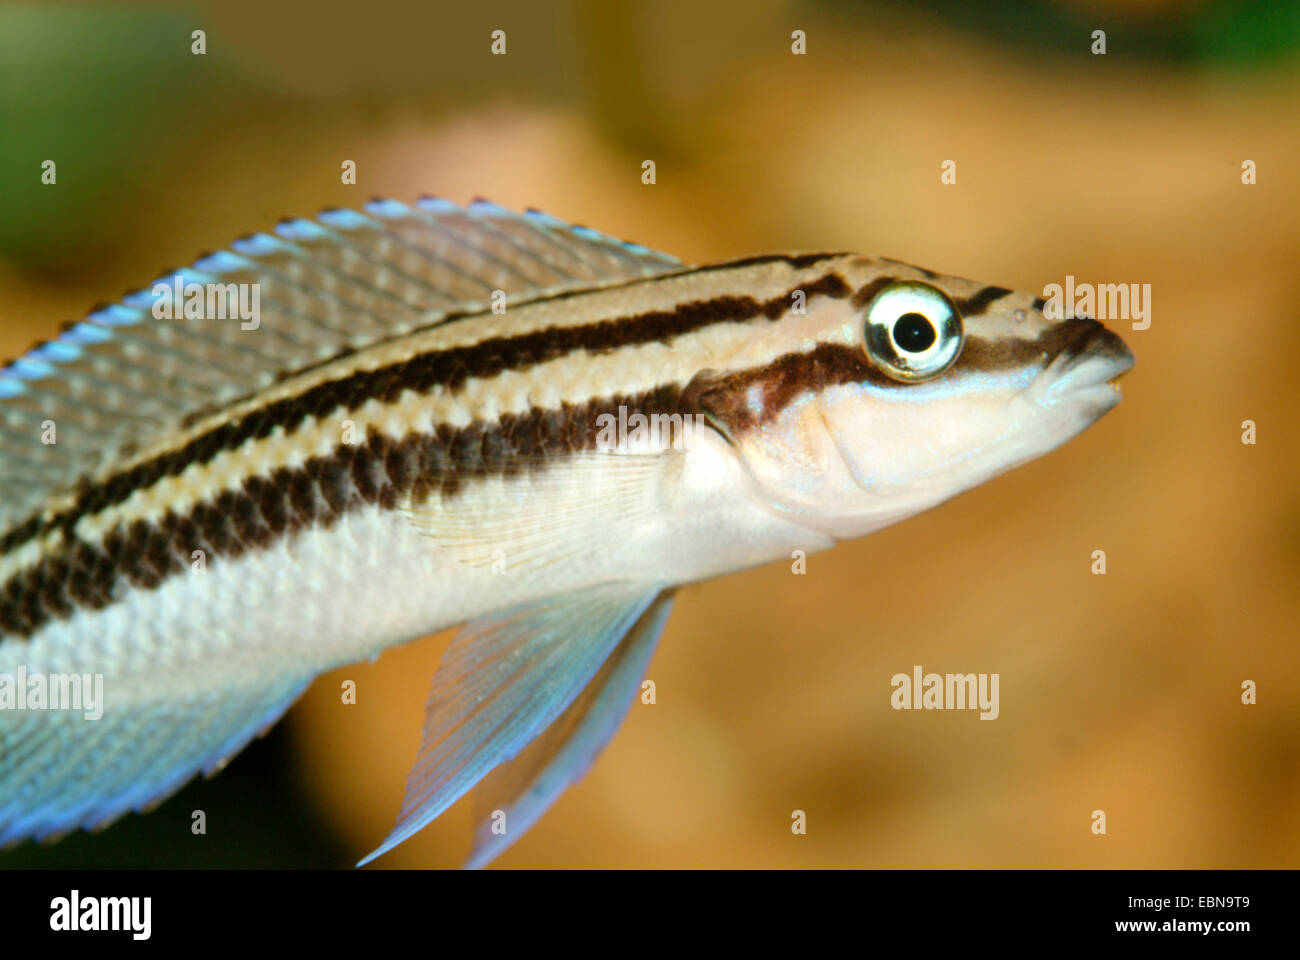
[464, 590, 673, 868]
[399, 451, 673, 572]
[358, 581, 671, 866]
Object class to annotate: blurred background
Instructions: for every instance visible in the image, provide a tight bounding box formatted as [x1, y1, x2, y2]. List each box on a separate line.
[1, 0, 1297, 868]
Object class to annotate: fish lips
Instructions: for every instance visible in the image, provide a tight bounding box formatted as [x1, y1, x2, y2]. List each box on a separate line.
[1028, 317, 1135, 411]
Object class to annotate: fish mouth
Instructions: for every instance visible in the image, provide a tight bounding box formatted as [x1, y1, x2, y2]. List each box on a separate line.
[1029, 318, 1135, 409]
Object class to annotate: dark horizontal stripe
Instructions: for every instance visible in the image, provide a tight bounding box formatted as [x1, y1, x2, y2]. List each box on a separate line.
[878, 257, 939, 280]
[0, 515, 41, 559]
[0, 386, 694, 642]
[684, 342, 888, 435]
[853, 278, 1014, 320]
[0, 271, 854, 563]
[850, 276, 900, 309]
[187, 255, 846, 424]
[680, 316, 1114, 436]
[958, 316, 1102, 372]
[223, 263, 707, 403]
[704, 252, 848, 271]
[954, 285, 1013, 317]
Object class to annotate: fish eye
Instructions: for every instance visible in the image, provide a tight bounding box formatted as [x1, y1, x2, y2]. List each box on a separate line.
[863, 281, 964, 382]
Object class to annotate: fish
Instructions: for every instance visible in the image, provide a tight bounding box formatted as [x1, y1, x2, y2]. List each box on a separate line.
[0, 198, 1134, 866]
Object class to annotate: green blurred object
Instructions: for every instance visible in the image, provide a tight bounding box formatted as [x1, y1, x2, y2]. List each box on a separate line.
[832, 0, 1300, 64]
[1194, 0, 1300, 63]
[0, 6, 242, 271]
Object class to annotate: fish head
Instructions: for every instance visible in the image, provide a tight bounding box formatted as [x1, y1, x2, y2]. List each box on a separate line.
[690, 255, 1135, 539]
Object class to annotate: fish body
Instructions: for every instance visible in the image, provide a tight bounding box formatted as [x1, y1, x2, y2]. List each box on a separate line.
[0, 200, 1132, 864]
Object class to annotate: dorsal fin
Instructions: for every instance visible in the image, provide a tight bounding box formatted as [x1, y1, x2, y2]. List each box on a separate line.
[0, 199, 685, 531]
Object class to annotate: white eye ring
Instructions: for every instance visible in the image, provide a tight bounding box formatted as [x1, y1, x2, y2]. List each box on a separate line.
[863, 281, 964, 382]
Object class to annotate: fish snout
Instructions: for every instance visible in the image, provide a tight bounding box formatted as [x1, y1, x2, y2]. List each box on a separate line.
[1030, 317, 1135, 409]
[1059, 317, 1134, 371]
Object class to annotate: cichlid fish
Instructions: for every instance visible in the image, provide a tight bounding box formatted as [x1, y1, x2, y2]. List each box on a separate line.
[0, 199, 1133, 866]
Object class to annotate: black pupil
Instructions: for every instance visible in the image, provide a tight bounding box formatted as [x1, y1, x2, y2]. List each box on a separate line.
[894, 312, 937, 353]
